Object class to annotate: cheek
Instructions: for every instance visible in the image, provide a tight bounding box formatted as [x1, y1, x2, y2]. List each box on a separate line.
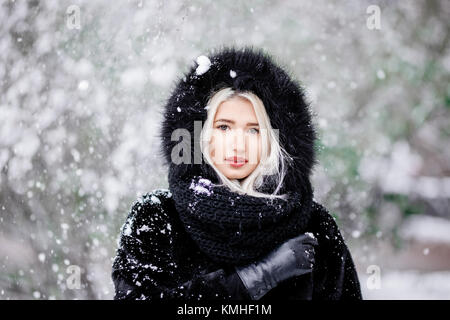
[257, 136, 262, 158]
[209, 133, 225, 161]
[249, 135, 261, 155]
[209, 136, 215, 156]
[245, 135, 261, 165]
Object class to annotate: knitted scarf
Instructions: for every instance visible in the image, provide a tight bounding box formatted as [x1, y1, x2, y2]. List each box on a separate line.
[168, 168, 314, 266]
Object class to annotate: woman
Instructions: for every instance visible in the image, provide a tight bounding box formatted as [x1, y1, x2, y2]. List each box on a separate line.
[111, 46, 363, 300]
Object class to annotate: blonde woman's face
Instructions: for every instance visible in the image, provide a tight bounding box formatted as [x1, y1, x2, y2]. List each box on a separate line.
[209, 96, 262, 180]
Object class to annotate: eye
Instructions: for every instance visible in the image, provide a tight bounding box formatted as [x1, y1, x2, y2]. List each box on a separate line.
[248, 128, 259, 134]
[217, 124, 229, 131]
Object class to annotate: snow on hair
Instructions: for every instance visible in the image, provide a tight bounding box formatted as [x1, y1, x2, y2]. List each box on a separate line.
[200, 87, 293, 200]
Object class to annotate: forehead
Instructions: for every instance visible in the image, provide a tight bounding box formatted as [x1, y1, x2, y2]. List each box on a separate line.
[214, 97, 257, 121]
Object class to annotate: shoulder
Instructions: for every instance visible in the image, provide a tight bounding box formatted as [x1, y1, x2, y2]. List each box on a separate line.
[119, 188, 176, 243]
[127, 188, 173, 219]
[130, 188, 173, 212]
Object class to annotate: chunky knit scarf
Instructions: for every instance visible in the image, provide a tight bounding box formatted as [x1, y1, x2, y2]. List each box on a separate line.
[168, 168, 314, 266]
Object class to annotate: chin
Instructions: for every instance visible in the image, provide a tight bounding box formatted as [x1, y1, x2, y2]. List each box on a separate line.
[223, 170, 251, 180]
[215, 164, 256, 180]
[228, 174, 248, 180]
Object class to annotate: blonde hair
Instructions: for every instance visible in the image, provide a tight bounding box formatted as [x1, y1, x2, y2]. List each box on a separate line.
[200, 87, 293, 200]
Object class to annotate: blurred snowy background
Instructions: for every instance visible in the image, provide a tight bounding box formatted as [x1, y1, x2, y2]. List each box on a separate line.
[0, 0, 449, 299]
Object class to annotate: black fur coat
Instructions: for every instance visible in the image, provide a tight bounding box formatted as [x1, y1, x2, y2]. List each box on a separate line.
[111, 46, 363, 300]
[111, 189, 362, 300]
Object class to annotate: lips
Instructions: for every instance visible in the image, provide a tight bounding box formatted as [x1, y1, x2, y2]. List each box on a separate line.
[225, 156, 248, 164]
[225, 157, 248, 168]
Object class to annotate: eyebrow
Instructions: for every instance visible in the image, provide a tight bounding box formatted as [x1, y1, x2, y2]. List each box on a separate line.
[214, 119, 259, 126]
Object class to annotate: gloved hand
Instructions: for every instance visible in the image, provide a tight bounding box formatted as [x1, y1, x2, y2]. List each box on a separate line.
[234, 232, 318, 300]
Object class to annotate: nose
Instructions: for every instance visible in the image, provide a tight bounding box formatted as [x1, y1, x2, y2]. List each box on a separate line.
[231, 128, 246, 153]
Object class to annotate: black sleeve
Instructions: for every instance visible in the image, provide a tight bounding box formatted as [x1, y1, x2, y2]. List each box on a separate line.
[113, 264, 251, 300]
[111, 193, 251, 300]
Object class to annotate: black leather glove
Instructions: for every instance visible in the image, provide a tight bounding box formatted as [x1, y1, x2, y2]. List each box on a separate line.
[234, 232, 318, 300]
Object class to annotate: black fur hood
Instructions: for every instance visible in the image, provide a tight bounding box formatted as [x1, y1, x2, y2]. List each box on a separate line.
[158, 46, 317, 199]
